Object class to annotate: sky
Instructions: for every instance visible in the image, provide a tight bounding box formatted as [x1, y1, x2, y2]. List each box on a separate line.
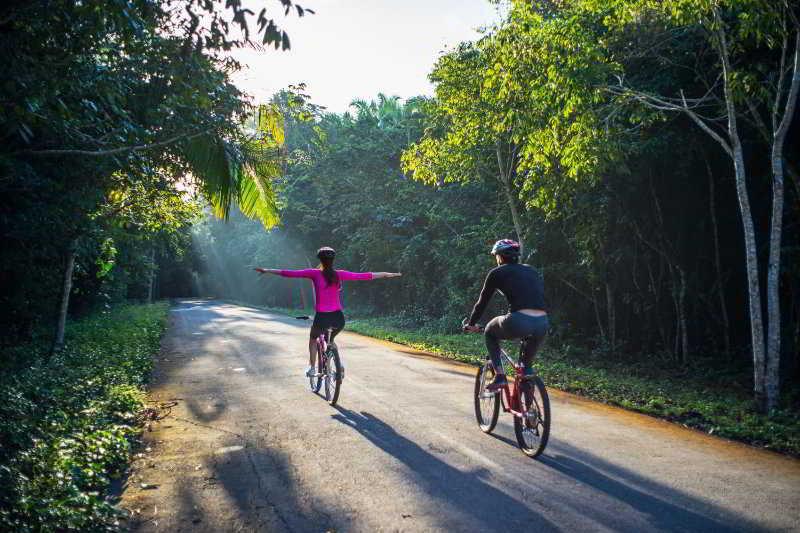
[231, 0, 503, 112]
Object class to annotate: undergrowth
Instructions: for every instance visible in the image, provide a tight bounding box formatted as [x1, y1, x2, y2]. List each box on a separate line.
[0, 303, 168, 531]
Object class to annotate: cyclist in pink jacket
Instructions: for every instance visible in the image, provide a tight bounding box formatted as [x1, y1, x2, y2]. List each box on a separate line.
[255, 247, 401, 377]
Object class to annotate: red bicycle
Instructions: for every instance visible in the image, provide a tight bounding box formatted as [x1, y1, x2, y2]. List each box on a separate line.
[297, 316, 342, 405]
[471, 328, 551, 458]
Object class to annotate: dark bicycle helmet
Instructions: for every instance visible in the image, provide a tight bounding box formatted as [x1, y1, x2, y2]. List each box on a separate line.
[317, 246, 336, 259]
[490, 239, 521, 257]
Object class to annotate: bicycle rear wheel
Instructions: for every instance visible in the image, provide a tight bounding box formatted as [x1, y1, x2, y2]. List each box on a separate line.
[309, 343, 323, 393]
[514, 375, 550, 458]
[323, 345, 342, 406]
[474, 362, 500, 433]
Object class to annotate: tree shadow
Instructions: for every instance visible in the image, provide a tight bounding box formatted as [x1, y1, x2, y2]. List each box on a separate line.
[331, 406, 560, 531]
[207, 441, 334, 531]
[538, 440, 767, 532]
[479, 427, 766, 532]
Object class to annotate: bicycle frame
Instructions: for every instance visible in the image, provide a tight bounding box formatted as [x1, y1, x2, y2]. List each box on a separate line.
[491, 344, 537, 418]
[314, 327, 334, 368]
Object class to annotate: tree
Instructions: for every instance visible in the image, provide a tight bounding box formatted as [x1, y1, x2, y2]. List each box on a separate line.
[401, 42, 530, 255]
[604, 0, 799, 412]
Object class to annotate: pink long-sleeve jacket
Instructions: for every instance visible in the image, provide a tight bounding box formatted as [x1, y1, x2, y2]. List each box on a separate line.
[279, 269, 373, 312]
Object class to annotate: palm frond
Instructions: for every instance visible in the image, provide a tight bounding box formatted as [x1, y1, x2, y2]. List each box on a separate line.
[181, 110, 285, 230]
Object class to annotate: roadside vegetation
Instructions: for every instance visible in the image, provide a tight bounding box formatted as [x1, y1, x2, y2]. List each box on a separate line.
[0, 303, 169, 531]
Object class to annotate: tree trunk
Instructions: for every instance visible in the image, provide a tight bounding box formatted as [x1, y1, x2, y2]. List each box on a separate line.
[732, 143, 767, 408]
[51, 237, 78, 355]
[764, 31, 799, 412]
[714, 13, 767, 410]
[667, 264, 680, 361]
[605, 281, 616, 353]
[147, 246, 156, 303]
[765, 143, 785, 411]
[300, 282, 307, 310]
[707, 164, 731, 357]
[592, 290, 607, 342]
[678, 267, 689, 363]
[496, 143, 525, 256]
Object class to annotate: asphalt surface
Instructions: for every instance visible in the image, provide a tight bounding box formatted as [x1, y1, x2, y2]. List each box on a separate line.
[120, 300, 800, 532]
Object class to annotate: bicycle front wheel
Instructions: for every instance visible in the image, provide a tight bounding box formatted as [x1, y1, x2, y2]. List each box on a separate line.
[474, 362, 499, 433]
[514, 375, 550, 458]
[323, 346, 342, 406]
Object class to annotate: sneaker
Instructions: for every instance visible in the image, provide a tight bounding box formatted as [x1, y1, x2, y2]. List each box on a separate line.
[486, 374, 508, 392]
[305, 366, 315, 378]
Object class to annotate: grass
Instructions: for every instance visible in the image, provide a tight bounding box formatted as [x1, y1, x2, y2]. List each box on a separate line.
[0, 303, 169, 532]
[258, 305, 799, 456]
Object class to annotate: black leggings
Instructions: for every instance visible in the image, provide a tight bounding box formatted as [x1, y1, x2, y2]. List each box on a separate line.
[485, 312, 548, 371]
[310, 310, 345, 341]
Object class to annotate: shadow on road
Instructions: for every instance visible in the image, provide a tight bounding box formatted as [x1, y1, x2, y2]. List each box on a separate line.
[334, 404, 764, 532]
[331, 406, 560, 531]
[483, 429, 764, 532]
[539, 441, 766, 532]
[209, 441, 333, 531]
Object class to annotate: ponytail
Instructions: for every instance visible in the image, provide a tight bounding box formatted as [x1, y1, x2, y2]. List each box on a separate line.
[318, 257, 339, 287]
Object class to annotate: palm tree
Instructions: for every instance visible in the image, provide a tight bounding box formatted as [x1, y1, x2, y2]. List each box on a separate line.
[182, 103, 285, 229]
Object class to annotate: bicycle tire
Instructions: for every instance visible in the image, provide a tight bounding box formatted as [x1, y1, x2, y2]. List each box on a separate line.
[309, 343, 323, 393]
[323, 345, 342, 406]
[474, 362, 500, 433]
[514, 375, 550, 458]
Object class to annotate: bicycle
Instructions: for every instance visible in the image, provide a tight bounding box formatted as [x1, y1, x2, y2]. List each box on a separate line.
[469, 325, 551, 458]
[296, 316, 343, 405]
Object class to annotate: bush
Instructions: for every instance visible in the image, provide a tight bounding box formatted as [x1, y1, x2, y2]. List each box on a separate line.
[0, 303, 168, 532]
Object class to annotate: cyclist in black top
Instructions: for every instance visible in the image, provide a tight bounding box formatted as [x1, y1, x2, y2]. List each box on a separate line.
[464, 239, 549, 391]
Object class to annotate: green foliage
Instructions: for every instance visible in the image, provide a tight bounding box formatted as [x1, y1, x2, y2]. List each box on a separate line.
[0, 303, 168, 531]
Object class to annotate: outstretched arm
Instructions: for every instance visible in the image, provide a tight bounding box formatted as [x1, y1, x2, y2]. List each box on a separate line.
[254, 268, 281, 276]
[372, 272, 402, 279]
[254, 268, 315, 278]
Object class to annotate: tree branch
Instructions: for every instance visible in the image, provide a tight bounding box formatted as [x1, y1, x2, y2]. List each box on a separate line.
[775, 31, 800, 146]
[605, 84, 733, 156]
[15, 129, 212, 158]
[772, 19, 790, 131]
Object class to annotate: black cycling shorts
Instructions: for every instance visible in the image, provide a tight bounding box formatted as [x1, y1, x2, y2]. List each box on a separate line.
[310, 310, 345, 340]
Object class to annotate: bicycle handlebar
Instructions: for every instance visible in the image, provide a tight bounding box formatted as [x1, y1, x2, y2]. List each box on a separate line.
[461, 317, 483, 333]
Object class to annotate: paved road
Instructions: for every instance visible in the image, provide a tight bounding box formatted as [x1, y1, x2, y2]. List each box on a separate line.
[121, 300, 800, 532]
